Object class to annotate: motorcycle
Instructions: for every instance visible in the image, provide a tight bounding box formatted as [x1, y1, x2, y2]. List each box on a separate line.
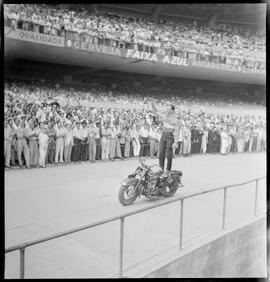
[118, 158, 183, 206]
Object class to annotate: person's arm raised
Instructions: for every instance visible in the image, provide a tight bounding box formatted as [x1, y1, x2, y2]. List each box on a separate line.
[150, 101, 165, 120]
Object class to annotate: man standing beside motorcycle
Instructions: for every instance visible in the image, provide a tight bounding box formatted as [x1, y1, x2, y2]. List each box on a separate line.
[151, 102, 179, 172]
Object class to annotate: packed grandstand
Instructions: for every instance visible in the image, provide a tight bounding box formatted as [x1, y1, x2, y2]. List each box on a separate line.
[4, 4, 266, 72]
[4, 4, 266, 169]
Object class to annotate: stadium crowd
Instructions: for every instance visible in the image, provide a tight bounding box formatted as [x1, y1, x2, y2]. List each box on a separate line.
[4, 4, 266, 72]
[4, 80, 266, 169]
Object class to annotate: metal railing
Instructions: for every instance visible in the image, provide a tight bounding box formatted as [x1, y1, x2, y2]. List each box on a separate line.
[5, 176, 266, 278]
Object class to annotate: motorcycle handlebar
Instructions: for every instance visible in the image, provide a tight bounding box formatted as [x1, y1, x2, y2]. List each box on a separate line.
[139, 158, 160, 169]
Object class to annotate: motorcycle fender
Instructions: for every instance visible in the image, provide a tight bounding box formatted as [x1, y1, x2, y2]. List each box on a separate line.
[121, 178, 139, 187]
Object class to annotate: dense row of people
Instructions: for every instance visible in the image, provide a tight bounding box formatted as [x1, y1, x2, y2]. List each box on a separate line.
[4, 80, 266, 169]
[4, 4, 265, 71]
[4, 115, 266, 169]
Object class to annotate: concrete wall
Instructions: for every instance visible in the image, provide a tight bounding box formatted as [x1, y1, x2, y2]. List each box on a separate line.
[144, 217, 266, 278]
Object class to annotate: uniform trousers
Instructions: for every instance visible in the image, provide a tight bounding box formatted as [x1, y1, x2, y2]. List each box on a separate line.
[159, 132, 174, 171]
[140, 137, 148, 157]
[28, 139, 39, 166]
[46, 140, 55, 164]
[101, 137, 110, 160]
[80, 139, 89, 161]
[149, 138, 158, 157]
[16, 139, 30, 167]
[124, 139, 131, 158]
[182, 138, 191, 155]
[72, 138, 82, 162]
[95, 138, 101, 160]
[132, 139, 140, 157]
[115, 137, 122, 158]
[109, 138, 116, 159]
[248, 137, 253, 152]
[39, 143, 48, 167]
[4, 139, 11, 166]
[89, 138, 96, 161]
[64, 143, 73, 162]
[55, 137, 64, 163]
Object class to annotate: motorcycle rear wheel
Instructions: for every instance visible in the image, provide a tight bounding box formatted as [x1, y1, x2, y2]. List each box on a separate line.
[118, 184, 138, 206]
[164, 183, 178, 197]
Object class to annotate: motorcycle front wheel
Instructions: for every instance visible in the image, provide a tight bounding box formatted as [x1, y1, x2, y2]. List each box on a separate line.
[118, 184, 139, 206]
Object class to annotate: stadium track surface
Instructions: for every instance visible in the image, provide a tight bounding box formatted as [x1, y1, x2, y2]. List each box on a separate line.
[5, 152, 266, 278]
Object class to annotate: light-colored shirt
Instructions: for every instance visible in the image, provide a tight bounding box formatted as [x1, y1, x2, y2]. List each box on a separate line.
[81, 127, 88, 139]
[5, 126, 15, 141]
[64, 129, 74, 146]
[131, 129, 140, 140]
[162, 112, 178, 129]
[27, 127, 38, 140]
[178, 127, 183, 142]
[148, 128, 157, 139]
[139, 127, 149, 138]
[183, 127, 191, 139]
[73, 127, 82, 139]
[110, 127, 118, 138]
[15, 126, 27, 139]
[55, 126, 66, 138]
[88, 126, 99, 138]
[101, 127, 111, 138]
[38, 132, 49, 147]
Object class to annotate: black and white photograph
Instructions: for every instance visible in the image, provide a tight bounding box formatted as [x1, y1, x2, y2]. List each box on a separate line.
[4, 2, 267, 278]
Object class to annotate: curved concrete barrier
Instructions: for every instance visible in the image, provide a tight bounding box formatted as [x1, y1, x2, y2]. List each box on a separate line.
[127, 216, 266, 278]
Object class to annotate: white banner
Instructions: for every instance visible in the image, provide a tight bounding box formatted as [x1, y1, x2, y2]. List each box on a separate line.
[5, 27, 64, 47]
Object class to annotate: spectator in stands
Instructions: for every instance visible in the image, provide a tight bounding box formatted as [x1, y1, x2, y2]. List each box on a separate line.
[54, 120, 65, 163]
[64, 123, 74, 162]
[15, 119, 30, 168]
[28, 119, 40, 167]
[149, 123, 157, 158]
[182, 121, 191, 157]
[139, 123, 149, 157]
[46, 120, 56, 164]
[95, 121, 102, 160]
[80, 120, 89, 161]
[72, 121, 83, 162]
[109, 123, 117, 160]
[220, 126, 229, 155]
[124, 126, 132, 158]
[38, 122, 49, 168]
[131, 123, 140, 158]
[88, 120, 98, 161]
[5, 118, 16, 168]
[101, 121, 111, 160]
